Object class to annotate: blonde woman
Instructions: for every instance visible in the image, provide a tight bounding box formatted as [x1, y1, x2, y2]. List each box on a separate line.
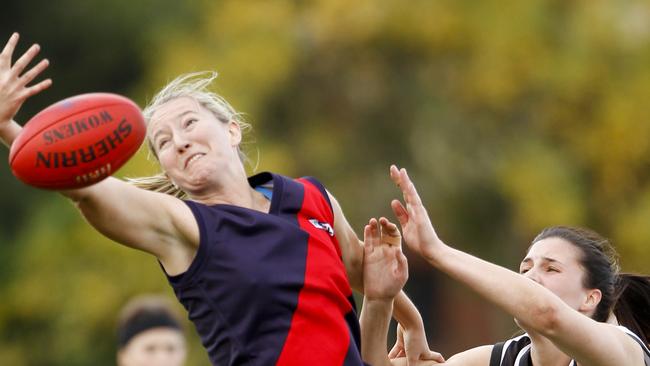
[0, 33, 438, 366]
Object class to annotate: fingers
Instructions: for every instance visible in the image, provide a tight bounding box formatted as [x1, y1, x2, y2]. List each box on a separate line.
[395, 250, 408, 279]
[426, 351, 445, 363]
[391, 164, 410, 206]
[0, 33, 19, 65]
[363, 218, 380, 252]
[363, 223, 373, 256]
[12, 43, 41, 76]
[20, 58, 49, 86]
[379, 217, 401, 248]
[390, 165, 424, 208]
[390, 164, 401, 186]
[379, 217, 399, 236]
[399, 169, 423, 207]
[391, 199, 409, 226]
[24, 78, 52, 99]
[389, 344, 405, 359]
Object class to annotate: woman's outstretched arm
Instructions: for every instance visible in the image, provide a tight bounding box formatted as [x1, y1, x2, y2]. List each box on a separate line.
[0, 33, 198, 274]
[389, 165, 646, 366]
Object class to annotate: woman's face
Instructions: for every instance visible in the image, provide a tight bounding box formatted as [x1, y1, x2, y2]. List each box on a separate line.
[148, 97, 241, 195]
[519, 237, 597, 314]
[117, 327, 186, 366]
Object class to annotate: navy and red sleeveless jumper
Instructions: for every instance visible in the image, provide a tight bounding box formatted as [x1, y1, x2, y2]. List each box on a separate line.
[164, 172, 365, 366]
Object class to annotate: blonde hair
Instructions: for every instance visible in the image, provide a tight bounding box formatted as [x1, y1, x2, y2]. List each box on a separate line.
[128, 71, 252, 198]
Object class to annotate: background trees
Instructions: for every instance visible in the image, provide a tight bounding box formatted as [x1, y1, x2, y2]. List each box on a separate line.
[1, 0, 649, 364]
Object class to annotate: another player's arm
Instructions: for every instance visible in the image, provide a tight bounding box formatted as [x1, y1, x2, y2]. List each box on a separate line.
[391, 166, 647, 366]
[361, 218, 412, 366]
[328, 192, 435, 362]
[361, 299, 394, 366]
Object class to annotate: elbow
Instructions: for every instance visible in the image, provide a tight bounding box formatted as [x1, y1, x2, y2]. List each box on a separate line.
[519, 300, 563, 337]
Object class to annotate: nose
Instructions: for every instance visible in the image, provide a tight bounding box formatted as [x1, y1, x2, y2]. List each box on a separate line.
[173, 135, 191, 153]
[523, 268, 542, 285]
[177, 142, 191, 153]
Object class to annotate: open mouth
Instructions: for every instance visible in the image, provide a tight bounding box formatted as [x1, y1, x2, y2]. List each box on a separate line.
[185, 153, 204, 169]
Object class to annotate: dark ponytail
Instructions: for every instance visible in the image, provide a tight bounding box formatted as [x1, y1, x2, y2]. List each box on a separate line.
[613, 274, 650, 346]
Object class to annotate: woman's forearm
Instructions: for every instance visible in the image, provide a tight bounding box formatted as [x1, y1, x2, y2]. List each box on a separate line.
[361, 298, 393, 366]
[0, 120, 22, 148]
[428, 243, 565, 335]
[392, 290, 423, 330]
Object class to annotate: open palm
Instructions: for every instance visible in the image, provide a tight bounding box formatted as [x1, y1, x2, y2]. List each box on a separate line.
[0, 33, 51, 124]
[363, 217, 408, 300]
[389, 165, 441, 262]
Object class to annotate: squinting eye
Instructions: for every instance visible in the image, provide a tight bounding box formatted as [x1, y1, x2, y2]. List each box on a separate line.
[185, 118, 197, 127]
[520, 268, 529, 274]
[158, 140, 169, 149]
[547, 267, 559, 272]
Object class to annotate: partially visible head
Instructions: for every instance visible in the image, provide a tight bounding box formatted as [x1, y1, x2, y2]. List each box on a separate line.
[130, 71, 252, 197]
[521, 226, 618, 321]
[116, 295, 187, 366]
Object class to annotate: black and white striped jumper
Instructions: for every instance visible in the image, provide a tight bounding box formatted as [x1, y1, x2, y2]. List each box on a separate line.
[489, 326, 650, 366]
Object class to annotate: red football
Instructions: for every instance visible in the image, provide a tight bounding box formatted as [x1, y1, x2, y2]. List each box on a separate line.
[9, 93, 146, 190]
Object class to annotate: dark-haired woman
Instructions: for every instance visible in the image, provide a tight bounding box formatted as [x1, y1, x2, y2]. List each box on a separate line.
[386, 165, 650, 366]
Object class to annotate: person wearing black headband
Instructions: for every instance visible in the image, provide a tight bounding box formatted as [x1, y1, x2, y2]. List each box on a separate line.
[117, 295, 187, 366]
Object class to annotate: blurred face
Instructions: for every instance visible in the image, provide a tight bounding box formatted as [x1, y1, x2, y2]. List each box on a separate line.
[148, 97, 241, 195]
[519, 237, 599, 314]
[118, 328, 186, 366]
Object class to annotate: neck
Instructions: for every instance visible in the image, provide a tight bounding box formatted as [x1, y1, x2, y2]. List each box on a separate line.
[187, 166, 270, 212]
[529, 332, 573, 366]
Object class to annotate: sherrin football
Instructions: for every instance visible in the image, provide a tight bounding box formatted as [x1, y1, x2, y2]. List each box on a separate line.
[9, 93, 146, 190]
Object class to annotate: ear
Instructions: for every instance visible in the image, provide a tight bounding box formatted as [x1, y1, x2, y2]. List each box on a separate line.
[228, 120, 242, 146]
[580, 288, 602, 314]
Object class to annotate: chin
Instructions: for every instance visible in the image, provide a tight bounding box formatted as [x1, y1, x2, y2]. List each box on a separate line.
[184, 167, 218, 191]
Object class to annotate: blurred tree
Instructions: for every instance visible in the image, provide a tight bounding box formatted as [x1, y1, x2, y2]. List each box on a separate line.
[2, 0, 650, 363]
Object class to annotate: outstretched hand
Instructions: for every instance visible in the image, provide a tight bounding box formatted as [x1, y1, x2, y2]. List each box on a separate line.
[388, 323, 444, 364]
[389, 165, 442, 263]
[363, 217, 408, 301]
[0, 32, 52, 125]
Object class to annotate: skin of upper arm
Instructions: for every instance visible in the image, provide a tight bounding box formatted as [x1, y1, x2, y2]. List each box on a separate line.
[64, 177, 199, 273]
[327, 191, 364, 291]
